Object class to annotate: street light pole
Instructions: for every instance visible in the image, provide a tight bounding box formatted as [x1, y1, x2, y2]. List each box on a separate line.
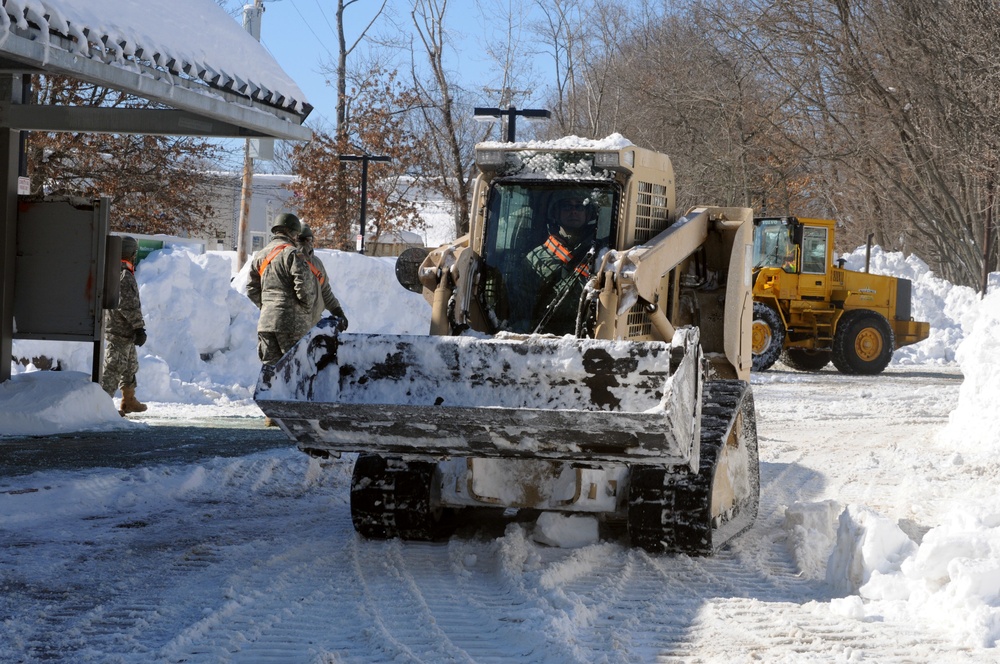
[473, 105, 551, 142]
[236, 0, 265, 269]
[338, 154, 391, 254]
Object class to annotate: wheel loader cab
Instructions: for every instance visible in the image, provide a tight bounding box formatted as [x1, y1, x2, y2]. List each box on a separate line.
[478, 180, 620, 335]
[752, 217, 800, 273]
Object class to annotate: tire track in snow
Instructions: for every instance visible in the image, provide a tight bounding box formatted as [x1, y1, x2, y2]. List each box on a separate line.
[340, 535, 572, 663]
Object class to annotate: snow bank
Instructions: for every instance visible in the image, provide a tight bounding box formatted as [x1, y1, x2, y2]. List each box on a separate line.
[8, 247, 430, 409]
[775, 255, 1000, 649]
[0, 370, 132, 435]
[817, 502, 1000, 648]
[943, 288, 1000, 452]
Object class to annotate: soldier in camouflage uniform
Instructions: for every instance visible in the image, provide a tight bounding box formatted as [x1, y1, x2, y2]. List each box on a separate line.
[246, 213, 317, 365]
[515, 193, 599, 335]
[298, 224, 349, 331]
[101, 235, 148, 415]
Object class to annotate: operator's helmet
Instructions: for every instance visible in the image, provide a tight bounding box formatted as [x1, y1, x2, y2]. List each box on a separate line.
[271, 212, 302, 236]
[298, 223, 314, 243]
[547, 190, 597, 227]
[120, 236, 139, 259]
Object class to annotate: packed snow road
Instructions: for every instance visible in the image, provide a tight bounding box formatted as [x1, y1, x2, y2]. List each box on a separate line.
[1, 364, 989, 663]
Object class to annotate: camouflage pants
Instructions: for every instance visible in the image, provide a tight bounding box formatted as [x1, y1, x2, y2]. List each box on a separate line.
[101, 335, 138, 397]
[257, 331, 303, 365]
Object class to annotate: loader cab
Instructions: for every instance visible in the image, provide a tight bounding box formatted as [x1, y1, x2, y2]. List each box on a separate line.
[752, 217, 800, 273]
[478, 180, 620, 335]
[753, 216, 831, 299]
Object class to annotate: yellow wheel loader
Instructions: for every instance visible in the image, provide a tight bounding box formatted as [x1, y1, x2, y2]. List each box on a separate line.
[255, 139, 760, 555]
[751, 216, 930, 374]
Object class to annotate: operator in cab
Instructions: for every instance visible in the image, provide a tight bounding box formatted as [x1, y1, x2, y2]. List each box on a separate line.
[513, 191, 600, 335]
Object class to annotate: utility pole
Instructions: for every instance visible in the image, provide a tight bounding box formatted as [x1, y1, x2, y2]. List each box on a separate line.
[982, 174, 995, 298]
[473, 105, 551, 142]
[338, 154, 391, 254]
[236, 0, 265, 269]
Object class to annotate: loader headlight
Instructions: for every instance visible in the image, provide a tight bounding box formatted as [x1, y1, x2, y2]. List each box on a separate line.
[475, 149, 507, 169]
[593, 150, 633, 170]
[593, 151, 619, 168]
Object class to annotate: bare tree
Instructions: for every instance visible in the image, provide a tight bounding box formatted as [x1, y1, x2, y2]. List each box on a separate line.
[704, 0, 1000, 288]
[410, 0, 476, 238]
[289, 68, 425, 250]
[531, 0, 583, 135]
[26, 76, 222, 236]
[475, 0, 540, 113]
[329, 0, 389, 139]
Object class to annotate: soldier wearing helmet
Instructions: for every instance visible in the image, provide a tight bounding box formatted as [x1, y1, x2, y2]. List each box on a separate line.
[298, 224, 349, 331]
[511, 191, 600, 334]
[101, 235, 148, 416]
[246, 212, 317, 366]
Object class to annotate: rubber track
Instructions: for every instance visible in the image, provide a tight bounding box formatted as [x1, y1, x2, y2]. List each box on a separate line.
[351, 454, 452, 541]
[628, 380, 760, 555]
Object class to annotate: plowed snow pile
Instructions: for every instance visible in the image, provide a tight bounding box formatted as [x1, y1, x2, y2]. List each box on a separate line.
[784, 248, 1000, 648]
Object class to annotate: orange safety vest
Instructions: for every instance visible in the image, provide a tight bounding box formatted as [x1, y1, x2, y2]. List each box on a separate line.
[543, 235, 590, 279]
[257, 243, 292, 276]
[121, 259, 135, 274]
[306, 260, 325, 285]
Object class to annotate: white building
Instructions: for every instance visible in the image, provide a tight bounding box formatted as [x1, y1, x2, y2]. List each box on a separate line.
[204, 173, 458, 254]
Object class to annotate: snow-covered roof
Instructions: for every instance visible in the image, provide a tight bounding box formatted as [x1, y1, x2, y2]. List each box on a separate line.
[0, 0, 311, 140]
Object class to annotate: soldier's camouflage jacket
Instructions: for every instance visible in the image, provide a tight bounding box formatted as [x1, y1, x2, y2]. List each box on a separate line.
[105, 258, 144, 339]
[247, 233, 317, 339]
[303, 250, 347, 328]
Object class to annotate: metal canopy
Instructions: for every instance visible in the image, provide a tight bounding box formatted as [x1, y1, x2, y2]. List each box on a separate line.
[0, 27, 312, 141]
[0, 1, 314, 382]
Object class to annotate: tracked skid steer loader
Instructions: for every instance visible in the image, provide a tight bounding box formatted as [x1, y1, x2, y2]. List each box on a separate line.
[256, 138, 761, 555]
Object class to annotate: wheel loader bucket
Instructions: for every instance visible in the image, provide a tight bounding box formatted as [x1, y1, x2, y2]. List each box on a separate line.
[255, 320, 704, 467]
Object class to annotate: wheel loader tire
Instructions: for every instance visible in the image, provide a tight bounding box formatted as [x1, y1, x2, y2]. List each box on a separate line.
[751, 303, 784, 372]
[831, 310, 894, 375]
[627, 380, 760, 555]
[350, 454, 453, 541]
[781, 348, 832, 372]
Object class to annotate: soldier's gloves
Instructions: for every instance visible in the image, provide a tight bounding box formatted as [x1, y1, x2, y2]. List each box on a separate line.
[134, 328, 147, 347]
[319, 315, 348, 333]
[319, 309, 347, 332]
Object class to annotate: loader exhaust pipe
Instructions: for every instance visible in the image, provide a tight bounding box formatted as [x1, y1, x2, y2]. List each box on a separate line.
[865, 232, 874, 273]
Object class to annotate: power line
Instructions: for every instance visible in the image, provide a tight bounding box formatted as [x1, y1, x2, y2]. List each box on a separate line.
[282, 0, 336, 60]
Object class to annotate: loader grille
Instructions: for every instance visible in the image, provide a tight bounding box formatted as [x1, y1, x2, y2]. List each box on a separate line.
[626, 301, 652, 338]
[634, 181, 671, 244]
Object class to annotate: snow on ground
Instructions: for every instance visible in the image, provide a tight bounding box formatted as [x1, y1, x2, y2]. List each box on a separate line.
[3, 242, 1000, 659]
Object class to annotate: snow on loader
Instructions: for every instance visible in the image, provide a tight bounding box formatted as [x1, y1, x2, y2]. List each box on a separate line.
[255, 137, 760, 555]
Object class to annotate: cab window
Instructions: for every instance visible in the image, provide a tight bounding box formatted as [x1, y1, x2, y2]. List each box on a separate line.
[478, 181, 618, 333]
[801, 226, 828, 274]
[752, 219, 797, 272]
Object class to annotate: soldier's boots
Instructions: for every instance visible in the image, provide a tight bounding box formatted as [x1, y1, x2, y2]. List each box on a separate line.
[120, 386, 148, 416]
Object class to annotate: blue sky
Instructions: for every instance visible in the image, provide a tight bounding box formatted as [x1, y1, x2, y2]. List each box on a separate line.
[250, 0, 553, 130]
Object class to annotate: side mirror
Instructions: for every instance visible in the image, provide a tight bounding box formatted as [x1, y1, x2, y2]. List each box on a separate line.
[395, 246, 430, 294]
[791, 221, 804, 246]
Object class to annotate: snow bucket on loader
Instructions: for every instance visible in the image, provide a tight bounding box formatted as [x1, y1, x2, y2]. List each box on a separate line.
[254, 320, 705, 469]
